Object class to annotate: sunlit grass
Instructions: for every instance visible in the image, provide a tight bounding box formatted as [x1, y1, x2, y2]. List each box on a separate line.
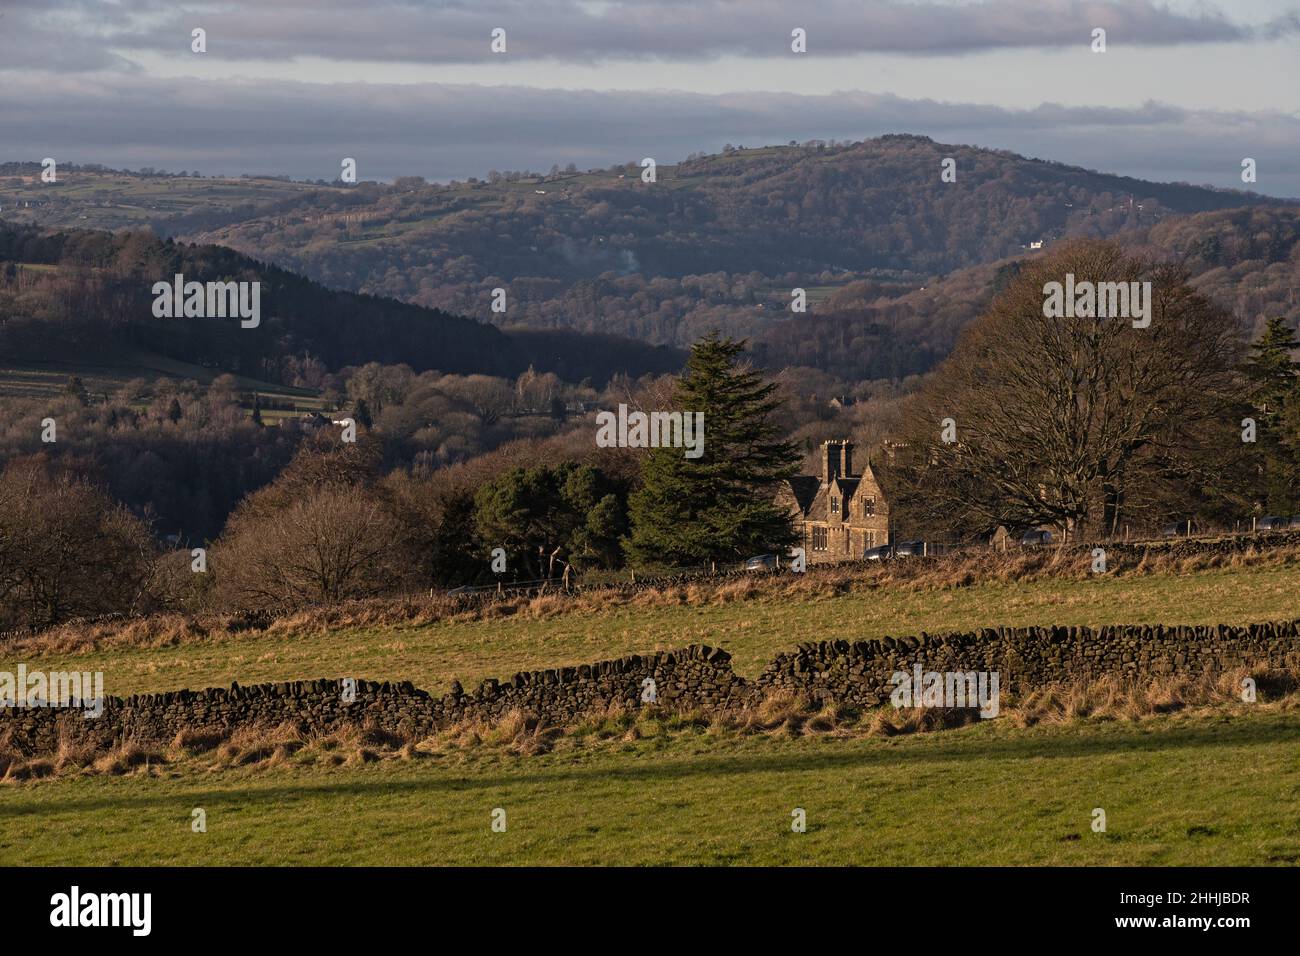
[3, 708, 1297, 866]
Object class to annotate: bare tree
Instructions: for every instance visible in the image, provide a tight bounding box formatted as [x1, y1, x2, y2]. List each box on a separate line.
[890, 241, 1242, 539]
[213, 482, 410, 609]
[0, 464, 158, 629]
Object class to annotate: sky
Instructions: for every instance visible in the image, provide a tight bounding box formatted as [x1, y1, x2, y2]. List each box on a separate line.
[1, 0, 1298, 195]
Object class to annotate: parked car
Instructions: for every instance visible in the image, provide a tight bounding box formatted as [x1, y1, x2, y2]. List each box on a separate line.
[1020, 529, 1053, 546]
[1257, 515, 1290, 531]
[744, 553, 779, 571]
[862, 544, 892, 561]
[892, 540, 926, 557]
[1290, 516, 1300, 530]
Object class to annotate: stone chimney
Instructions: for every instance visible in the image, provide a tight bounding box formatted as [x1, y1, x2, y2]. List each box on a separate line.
[821, 440, 839, 482]
[821, 440, 854, 482]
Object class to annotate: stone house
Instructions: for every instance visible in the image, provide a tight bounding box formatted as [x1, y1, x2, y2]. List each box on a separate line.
[777, 440, 891, 563]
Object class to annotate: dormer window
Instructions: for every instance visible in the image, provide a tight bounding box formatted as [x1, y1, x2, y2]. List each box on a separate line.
[830, 496, 839, 514]
[862, 497, 875, 516]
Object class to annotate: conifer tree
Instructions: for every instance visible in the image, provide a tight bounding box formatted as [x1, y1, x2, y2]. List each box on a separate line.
[1244, 317, 1300, 511]
[626, 333, 799, 567]
[1245, 316, 1300, 419]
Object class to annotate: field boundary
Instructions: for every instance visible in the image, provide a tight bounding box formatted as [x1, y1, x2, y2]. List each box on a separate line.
[5, 619, 1300, 757]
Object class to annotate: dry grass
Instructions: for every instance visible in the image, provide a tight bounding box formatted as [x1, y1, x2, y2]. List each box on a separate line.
[1004, 667, 1299, 727]
[7, 664, 1295, 783]
[7, 538, 1299, 658]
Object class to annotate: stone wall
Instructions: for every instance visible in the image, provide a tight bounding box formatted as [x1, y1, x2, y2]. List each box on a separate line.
[754, 620, 1300, 707]
[4, 621, 1300, 756]
[0, 644, 742, 756]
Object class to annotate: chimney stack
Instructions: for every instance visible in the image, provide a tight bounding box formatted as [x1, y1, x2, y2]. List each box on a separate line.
[821, 440, 854, 482]
[821, 440, 838, 482]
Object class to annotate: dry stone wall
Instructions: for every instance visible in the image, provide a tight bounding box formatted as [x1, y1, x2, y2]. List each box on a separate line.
[1, 644, 742, 755]
[4, 621, 1300, 756]
[755, 620, 1300, 707]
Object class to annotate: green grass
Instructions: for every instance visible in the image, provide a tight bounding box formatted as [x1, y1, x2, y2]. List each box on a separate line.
[0, 347, 330, 416]
[3, 709, 1297, 865]
[8, 564, 1299, 699]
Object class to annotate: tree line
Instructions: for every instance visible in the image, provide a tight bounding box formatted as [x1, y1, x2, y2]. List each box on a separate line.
[0, 336, 800, 629]
[5, 243, 1299, 629]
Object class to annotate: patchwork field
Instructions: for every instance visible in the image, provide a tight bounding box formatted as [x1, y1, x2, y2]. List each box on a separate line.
[0, 347, 331, 418]
[0, 171, 323, 232]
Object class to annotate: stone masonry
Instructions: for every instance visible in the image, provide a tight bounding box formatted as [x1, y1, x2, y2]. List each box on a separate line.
[4, 620, 1300, 756]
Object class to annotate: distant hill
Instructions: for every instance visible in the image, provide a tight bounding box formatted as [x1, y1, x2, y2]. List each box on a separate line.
[0, 162, 323, 232]
[4, 135, 1281, 350]
[750, 205, 1300, 382]
[0, 223, 684, 387]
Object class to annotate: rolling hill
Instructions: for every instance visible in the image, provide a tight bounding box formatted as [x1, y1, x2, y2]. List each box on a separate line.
[6, 135, 1288, 352]
[0, 222, 684, 389]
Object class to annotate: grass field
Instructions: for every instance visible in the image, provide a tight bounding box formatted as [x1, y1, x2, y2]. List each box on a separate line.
[3, 707, 1297, 865]
[8, 563, 1298, 700]
[5, 560, 1299, 866]
[0, 171, 323, 232]
[0, 347, 331, 420]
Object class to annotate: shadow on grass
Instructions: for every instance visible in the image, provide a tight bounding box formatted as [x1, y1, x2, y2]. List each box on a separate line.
[3, 713, 1297, 821]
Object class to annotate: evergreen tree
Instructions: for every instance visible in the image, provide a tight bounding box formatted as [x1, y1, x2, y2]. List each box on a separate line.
[1245, 317, 1300, 418]
[474, 462, 626, 578]
[1244, 317, 1300, 511]
[626, 333, 799, 567]
[352, 397, 373, 430]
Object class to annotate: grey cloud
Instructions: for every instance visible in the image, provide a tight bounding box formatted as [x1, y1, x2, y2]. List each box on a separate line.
[1, 73, 1297, 195]
[0, 0, 1291, 69]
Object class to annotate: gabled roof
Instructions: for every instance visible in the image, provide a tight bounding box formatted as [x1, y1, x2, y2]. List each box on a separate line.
[785, 460, 887, 522]
[784, 475, 821, 514]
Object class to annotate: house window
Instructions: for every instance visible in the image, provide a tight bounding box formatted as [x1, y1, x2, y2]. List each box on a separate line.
[812, 527, 828, 551]
[830, 497, 839, 515]
[862, 497, 876, 516]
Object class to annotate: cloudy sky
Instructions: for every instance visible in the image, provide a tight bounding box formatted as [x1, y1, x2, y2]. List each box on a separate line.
[2, 0, 1299, 194]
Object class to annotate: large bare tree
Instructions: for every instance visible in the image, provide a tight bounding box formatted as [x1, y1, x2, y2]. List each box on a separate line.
[0, 463, 159, 629]
[213, 482, 408, 609]
[890, 241, 1243, 539]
